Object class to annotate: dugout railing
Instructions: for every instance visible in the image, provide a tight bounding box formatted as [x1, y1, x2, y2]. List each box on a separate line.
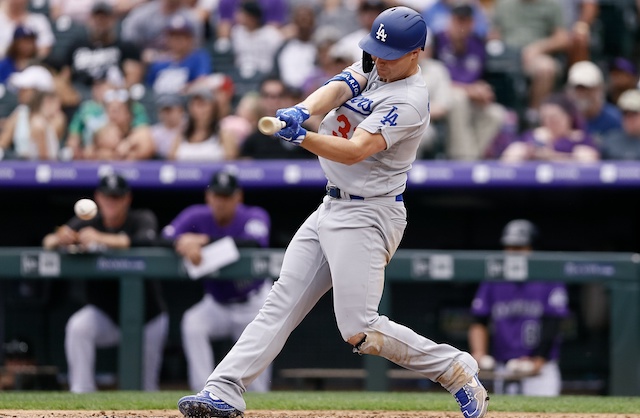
[0, 247, 638, 395]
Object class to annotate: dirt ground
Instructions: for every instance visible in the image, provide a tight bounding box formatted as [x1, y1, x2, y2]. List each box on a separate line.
[1, 411, 640, 418]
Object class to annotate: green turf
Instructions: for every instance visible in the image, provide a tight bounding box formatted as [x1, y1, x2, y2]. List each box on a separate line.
[0, 391, 639, 413]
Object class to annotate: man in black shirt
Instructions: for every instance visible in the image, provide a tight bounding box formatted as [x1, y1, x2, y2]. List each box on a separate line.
[42, 173, 167, 393]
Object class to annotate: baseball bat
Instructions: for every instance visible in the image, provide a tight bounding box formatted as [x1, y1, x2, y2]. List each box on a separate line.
[258, 117, 286, 135]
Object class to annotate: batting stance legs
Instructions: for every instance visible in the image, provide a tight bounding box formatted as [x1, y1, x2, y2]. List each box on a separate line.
[187, 198, 479, 413]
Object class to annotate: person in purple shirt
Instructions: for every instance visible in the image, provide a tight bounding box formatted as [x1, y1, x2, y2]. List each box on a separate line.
[469, 219, 569, 396]
[162, 170, 273, 392]
[501, 93, 600, 162]
[422, 0, 489, 39]
[432, 2, 505, 160]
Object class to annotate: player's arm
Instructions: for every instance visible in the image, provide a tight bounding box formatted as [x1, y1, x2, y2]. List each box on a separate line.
[300, 69, 367, 117]
[468, 316, 491, 360]
[301, 128, 386, 165]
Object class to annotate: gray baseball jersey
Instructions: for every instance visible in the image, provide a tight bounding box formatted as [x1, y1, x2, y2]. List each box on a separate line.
[203, 61, 479, 411]
[320, 61, 430, 198]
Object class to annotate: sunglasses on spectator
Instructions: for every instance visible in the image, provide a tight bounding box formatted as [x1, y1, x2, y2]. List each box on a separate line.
[103, 89, 129, 103]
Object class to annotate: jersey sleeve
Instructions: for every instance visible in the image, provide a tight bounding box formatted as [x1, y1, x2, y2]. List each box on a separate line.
[357, 97, 425, 149]
[162, 206, 201, 240]
[544, 283, 569, 317]
[470, 283, 492, 317]
[243, 207, 271, 247]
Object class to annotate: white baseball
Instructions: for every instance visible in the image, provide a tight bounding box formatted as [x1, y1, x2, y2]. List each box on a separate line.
[74, 198, 97, 220]
[478, 355, 496, 371]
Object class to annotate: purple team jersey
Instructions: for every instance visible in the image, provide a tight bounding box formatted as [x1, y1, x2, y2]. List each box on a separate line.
[163, 204, 270, 304]
[471, 282, 569, 362]
[433, 32, 486, 84]
[519, 130, 598, 155]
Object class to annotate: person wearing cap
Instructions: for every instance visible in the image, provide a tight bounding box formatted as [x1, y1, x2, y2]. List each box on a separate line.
[423, 0, 490, 39]
[42, 173, 168, 393]
[56, 1, 143, 95]
[600, 89, 640, 160]
[151, 93, 186, 159]
[565, 61, 622, 143]
[0, 0, 54, 60]
[145, 14, 211, 95]
[500, 93, 599, 162]
[0, 65, 66, 161]
[168, 88, 239, 161]
[432, 1, 505, 160]
[179, 6, 489, 418]
[0, 26, 37, 84]
[608, 57, 640, 105]
[469, 219, 569, 396]
[161, 170, 273, 392]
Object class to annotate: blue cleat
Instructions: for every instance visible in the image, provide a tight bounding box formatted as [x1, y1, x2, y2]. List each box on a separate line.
[178, 390, 243, 418]
[454, 374, 489, 418]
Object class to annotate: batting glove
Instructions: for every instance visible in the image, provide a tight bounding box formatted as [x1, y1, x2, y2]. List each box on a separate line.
[275, 120, 307, 145]
[276, 105, 310, 126]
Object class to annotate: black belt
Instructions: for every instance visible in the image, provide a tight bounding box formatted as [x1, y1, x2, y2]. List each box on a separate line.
[326, 186, 403, 202]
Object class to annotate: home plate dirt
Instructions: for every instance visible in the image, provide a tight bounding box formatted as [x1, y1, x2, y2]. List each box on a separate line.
[1, 411, 639, 418]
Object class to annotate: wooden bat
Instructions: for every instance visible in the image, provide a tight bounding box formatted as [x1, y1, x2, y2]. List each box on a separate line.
[258, 117, 286, 135]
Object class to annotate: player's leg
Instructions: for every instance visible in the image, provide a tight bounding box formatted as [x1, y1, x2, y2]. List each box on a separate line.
[231, 280, 274, 392]
[181, 294, 232, 391]
[65, 305, 119, 393]
[142, 311, 169, 391]
[179, 204, 333, 415]
[323, 201, 487, 417]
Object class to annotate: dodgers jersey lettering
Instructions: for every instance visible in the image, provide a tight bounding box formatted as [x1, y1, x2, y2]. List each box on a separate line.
[319, 60, 430, 198]
[471, 282, 569, 362]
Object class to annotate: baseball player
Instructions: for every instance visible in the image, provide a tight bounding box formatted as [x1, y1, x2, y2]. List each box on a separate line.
[468, 219, 569, 396]
[162, 170, 273, 393]
[178, 6, 488, 418]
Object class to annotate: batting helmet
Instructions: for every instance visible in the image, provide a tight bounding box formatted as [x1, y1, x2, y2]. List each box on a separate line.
[501, 219, 538, 247]
[358, 6, 427, 60]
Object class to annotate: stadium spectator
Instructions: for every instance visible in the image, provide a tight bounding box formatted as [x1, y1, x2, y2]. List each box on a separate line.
[56, 2, 144, 99]
[300, 27, 345, 97]
[600, 89, 640, 160]
[562, 0, 599, 66]
[0, 0, 54, 60]
[120, 0, 202, 62]
[422, 0, 490, 39]
[162, 169, 273, 392]
[239, 78, 313, 159]
[92, 89, 155, 160]
[42, 173, 168, 393]
[490, 0, 570, 123]
[565, 60, 622, 145]
[314, 0, 358, 39]
[229, 1, 284, 95]
[49, 0, 146, 22]
[168, 88, 239, 161]
[500, 93, 599, 162]
[330, 0, 387, 63]
[432, 2, 505, 160]
[151, 93, 186, 159]
[607, 57, 639, 105]
[272, 4, 318, 90]
[145, 15, 211, 95]
[0, 26, 38, 84]
[417, 55, 453, 159]
[469, 219, 569, 396]
[0, 65, 65, 160]
[213, 0, 288, 53]
[65, 69, 150, 160]
[219, 91, 262, 148]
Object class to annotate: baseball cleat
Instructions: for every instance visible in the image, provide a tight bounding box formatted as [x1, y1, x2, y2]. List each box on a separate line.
[178, 390, 243, 418]
[453, 374, 489, 418]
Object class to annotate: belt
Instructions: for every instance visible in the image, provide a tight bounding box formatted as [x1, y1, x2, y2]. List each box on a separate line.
[326, 186, 403, 202]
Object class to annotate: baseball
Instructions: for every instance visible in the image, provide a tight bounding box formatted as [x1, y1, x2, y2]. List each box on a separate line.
[74, 198, 97, 220]
[478, 354, 496, 371]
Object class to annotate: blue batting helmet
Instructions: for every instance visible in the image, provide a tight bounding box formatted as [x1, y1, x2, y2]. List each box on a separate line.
[358, 6, 427, 60]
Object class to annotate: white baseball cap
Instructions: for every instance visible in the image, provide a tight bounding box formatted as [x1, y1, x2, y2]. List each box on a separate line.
[567, 61, 603, 88]
[618, 89, 640, 112]
[8, 65, 54, 92]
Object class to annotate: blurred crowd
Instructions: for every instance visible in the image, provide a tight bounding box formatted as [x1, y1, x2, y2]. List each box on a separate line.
[0, 0, 639, 163]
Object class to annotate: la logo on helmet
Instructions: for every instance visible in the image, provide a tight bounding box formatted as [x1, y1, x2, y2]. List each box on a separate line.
[375, 23, 387, 42]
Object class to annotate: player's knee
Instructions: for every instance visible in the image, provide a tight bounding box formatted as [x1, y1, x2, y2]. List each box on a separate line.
[347, 331, 385, 356]
[65, 309, 95, 339]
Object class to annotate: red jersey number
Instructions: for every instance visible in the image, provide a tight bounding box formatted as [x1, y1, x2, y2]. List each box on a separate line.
[332, 114, 352, 139]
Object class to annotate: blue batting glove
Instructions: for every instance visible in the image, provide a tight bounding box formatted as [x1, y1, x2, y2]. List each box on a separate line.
[275, 120, 307, 145]
[276, 105, 310, 127]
